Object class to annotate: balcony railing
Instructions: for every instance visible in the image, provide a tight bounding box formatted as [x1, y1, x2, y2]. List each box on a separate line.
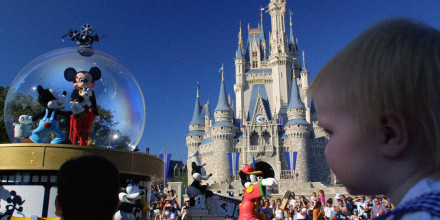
[280, 170, 296, 180]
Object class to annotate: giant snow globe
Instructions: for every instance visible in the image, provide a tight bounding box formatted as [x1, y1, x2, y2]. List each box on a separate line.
[4, 24, 145, 151]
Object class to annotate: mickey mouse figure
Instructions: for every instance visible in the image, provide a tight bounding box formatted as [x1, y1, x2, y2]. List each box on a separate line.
[64, 67, 101, 146]
[0, 190, 25, 219]
[186, 151, 213, 206]
[17, 85, 83, 144]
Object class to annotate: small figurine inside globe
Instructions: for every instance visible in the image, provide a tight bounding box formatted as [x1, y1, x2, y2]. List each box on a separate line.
[4, 24, 145, 151]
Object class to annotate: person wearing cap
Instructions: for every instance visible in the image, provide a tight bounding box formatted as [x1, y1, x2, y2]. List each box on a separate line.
[237, 165, 277, 220]
[350, 208, 360, 220]
[162, 202, 177, 220]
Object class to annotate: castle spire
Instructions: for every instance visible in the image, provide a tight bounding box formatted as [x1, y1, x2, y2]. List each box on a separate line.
[236, 22, 244, 59]
[215, 65, 230, 111]
[301, 50, 309, 73]
[287, 74, 305, 110]
[197, 82, 200, 98]
[260, 7, 267, 42]
[205, 99, 211, 117]
[221, 63, 224, 81]
[289, 10, 297, 53]
[190, 87, 203, 125]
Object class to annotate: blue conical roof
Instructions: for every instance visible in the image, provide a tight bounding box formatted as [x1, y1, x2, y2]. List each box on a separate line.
[301, 51, 309, 73]
[215, 79, 231, 111]
[260, 21, 266, 42]
[190, 96, 204, 125]
[287, 77, 305, 110]
[205, 102, 211, 117]
[236, 44, 243, 59]
[288, 14, 297, 53]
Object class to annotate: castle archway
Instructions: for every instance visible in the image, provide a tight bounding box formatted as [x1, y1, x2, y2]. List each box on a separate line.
[255, 161, 275, 179]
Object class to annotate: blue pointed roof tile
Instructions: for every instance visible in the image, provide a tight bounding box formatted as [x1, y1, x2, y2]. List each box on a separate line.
[236, 44, 243, 59]
[301, 52, 309, 73]
[215, 80, 231, 112]
[205, 103, 211, 117]
[190, 97, 204, 125]
[287, 77, 305, 110]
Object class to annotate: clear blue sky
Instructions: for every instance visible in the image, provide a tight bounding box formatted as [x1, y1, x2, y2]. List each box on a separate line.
[1, 0, 440, 162]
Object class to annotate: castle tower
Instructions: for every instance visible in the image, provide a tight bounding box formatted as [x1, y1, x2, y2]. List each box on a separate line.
[186, 85, 205, 177]
[211, 68, 234, 183]
[235, 23, 246, 120]
[284, 74, 310, 182]
[288, 11, 301, 79]
[268, 0, 294, 118]
[300, 51, 311, 122]
[204, 101, 212, 136]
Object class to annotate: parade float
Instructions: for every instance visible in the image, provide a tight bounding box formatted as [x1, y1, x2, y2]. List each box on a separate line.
[0, 24, 163, 219]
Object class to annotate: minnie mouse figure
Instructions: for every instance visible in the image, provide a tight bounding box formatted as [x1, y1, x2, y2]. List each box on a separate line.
[64, 67, 101, 146]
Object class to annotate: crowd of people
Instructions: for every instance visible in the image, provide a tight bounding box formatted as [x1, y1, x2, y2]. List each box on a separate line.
[254, 190, 394, 220]
[149, 186, 189, 220]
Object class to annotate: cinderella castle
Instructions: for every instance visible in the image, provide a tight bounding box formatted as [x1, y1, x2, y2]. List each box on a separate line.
[186, 0, 331, 189]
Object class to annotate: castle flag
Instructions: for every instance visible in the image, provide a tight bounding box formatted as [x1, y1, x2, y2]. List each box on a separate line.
[159, 153, 172, 185]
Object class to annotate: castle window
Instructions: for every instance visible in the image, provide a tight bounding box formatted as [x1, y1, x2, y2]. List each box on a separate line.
[250, 131, 258, 146]
[252, 51, 258, 68]
[262, 131, 271, 145]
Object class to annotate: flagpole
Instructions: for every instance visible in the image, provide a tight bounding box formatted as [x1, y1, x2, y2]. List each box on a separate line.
[164, 140, 167, 189]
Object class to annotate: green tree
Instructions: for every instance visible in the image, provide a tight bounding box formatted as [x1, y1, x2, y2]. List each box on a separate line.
[89, 106, 131, 150]
[0, 86, 10, 143]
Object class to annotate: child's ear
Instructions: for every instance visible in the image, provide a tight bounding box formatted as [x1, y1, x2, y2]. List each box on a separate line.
[380, 111, 408, 157]
[55, 195, 63, 217]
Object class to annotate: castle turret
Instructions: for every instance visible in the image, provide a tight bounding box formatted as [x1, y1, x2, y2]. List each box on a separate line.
[235, 23, 246, 120]
[260, 8, 268, 60]
[300, 51, 311, 122]
[204, 101, 212, 136]
[288, 11, 298, 55]
[211, 68, 234, 183]
[285, 75, 310, 182]
[268, 0, 293, 118]
[186, 85, 206, 177]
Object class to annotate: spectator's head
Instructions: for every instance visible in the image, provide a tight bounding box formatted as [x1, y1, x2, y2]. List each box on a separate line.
[290, 192, 295, 198]
[326, 200, 332, 207]
[309, 18, 440, 196]
[151, 202, 157, 209]
[56, 156, 120, 220]
[264, 201, 270, 207]
[314, 201, 322, 210]
[353, 209, 358, 216]
[374, 197, 380, 205]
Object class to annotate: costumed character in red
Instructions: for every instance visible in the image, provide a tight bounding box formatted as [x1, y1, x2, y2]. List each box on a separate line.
[238, 165, 277, 220]
[64, 67, 101, 145]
